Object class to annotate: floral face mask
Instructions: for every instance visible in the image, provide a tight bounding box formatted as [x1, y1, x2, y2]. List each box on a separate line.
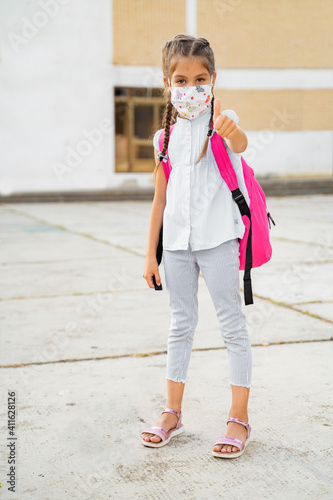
[168, 76, 213, 120]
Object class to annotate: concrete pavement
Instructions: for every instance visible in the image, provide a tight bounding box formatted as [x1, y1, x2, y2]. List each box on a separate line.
[0, 194, 332, 499]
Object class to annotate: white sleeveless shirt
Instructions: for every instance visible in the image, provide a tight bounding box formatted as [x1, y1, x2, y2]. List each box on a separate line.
[153, 107, 250, 252]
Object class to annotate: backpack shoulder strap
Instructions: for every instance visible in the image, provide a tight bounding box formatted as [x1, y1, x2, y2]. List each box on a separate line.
[210, 130, 254, 306]
[158, 124, 175, 182]
[210, 131, 239, 191]
[210, 130, 250, 218]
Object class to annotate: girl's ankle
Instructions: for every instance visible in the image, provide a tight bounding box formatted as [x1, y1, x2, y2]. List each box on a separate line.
[165, 405, 182, 413]
[228, 411, 249, 422]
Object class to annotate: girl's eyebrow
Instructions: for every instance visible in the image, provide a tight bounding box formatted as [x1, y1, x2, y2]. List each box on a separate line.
[173, 73, 208, 78]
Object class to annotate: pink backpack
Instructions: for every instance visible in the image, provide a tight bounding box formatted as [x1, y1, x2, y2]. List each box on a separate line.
[156, 124, 275, 305]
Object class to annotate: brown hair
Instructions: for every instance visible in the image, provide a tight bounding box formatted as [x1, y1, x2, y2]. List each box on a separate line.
[152, 34, 215, 185]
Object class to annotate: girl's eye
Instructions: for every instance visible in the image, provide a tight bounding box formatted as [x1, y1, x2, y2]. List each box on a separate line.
[175, 77, 206, 85]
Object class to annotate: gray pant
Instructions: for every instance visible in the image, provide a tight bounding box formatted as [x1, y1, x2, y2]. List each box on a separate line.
[163, 238, 252, 388]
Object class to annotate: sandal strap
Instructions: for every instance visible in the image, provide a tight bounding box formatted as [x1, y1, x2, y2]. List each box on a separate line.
[162, 408, 181, 419]
[142, 426, 168, 441]
[227, 417, 252, 437]
[214, 436, 244, 451]
[141, 409, 183, 442]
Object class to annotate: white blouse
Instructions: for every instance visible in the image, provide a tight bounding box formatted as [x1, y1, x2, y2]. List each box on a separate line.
[153, 106, 250, 252]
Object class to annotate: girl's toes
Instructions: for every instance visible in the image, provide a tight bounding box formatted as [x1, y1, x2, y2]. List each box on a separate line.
[213, 443, 241, 453]
[150, 435, 161, 442]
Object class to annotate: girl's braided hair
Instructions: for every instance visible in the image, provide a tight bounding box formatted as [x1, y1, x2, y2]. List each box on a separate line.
[152, 34, 216, 185]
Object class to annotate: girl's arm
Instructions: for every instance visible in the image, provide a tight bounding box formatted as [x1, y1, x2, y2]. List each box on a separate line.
[223, 126, 248, 154]
[145, 149, 167, 258]
[143, 149, 167, 288]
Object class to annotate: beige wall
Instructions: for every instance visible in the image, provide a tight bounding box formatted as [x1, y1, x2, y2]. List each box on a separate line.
[114, 0, 333, 68]
[113, 0, 333, 131]
[113, 0, 186, 65]
[198, 0, 333, 68]
[213, 89, 333, 130]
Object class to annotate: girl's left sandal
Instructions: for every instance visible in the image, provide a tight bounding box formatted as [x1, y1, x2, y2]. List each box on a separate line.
[212, 417, 252, 459]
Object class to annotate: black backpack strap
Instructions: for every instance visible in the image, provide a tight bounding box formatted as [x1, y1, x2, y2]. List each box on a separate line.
[156, 224, 163, 266]
[231, 188, 254, 305]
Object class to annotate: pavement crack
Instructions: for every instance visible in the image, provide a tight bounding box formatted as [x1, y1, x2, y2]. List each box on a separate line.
[0, 288, 133, 301]
[248, 292, 333, 325]
[271, 236, 333, 249]
[1, 205, 143, 259]
[1, 337, 332, 369]
[289, 300, 333, 306]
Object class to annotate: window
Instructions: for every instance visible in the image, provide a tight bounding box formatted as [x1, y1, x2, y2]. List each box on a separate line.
[114, 87, 166, 173]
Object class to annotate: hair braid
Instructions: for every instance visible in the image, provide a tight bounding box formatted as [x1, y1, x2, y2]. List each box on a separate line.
[209, 94, 215, 130]
[194, 92, 215, 165]
[152, 92, 177, 185]
[161, 94, 173, 156]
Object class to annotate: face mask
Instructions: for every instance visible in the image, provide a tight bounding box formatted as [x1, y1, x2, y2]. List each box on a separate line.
[168, 77, 213, 120]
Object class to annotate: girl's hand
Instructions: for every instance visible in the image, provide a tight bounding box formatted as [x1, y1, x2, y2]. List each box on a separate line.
[143, 256, 161, 289]
[213, 98, 248, 153]
[213, 98, 237, 139]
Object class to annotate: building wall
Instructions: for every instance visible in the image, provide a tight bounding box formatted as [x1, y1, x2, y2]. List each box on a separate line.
[0, 0, 117, 195]
[112, 0, 333, 178]
[113, 0, 333, 68]
[198, 0, 333, 68]
[113, 0, 186, 65]
[0, 0, 332, 197]
[213, 89, 333, 131]
[113, 0, 333, 131]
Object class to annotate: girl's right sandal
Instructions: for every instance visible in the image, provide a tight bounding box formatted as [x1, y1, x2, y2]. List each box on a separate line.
[212, 417, 252, 459]
[141, 408, 184, 448]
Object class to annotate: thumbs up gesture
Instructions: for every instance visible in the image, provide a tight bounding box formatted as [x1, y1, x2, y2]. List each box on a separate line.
[213, 98, 237, 139]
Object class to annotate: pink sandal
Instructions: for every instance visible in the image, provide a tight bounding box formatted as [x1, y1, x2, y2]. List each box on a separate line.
[212, 417, 252, 458]
[141, 408, 184, 448]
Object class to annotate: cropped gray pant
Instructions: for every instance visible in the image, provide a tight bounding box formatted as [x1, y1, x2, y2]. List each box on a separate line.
[163, 238, 252, 388]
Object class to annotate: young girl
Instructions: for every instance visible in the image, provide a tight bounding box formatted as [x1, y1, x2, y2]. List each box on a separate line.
[141, 34, 252, 459]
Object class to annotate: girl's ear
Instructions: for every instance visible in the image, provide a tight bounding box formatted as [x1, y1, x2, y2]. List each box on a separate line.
[212, 72, 217, 87]
[163, 76, 170, 91]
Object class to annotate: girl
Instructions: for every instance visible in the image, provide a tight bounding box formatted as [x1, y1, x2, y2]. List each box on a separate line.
[141, 34, 252, 459]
